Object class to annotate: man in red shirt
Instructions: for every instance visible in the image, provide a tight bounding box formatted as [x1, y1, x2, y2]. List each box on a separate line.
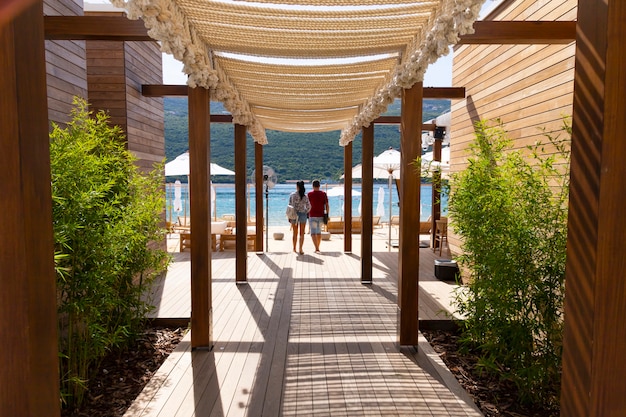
[307, 180, 330, 253]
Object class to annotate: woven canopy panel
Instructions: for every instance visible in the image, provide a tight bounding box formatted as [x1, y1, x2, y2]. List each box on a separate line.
[112, 0, 486, 144]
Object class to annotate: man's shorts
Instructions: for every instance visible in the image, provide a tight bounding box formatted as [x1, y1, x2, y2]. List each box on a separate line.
[309, 217, 323, 235]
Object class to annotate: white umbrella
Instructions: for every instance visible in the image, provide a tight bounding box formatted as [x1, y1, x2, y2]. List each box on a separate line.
[376, 186, 385, 218]
[373, 148, 402, 176]
[165, 152, 190, 176]
[173, 180, 183, 213]
[374, 148, 402, 251]
[210, 182, 217, 220]
[326, 185, 361, 197]
[211, 162, 236, 176]
[326, 185, 361, 218]
[166, 152, 234, 221]
[165, 151, 235, 176]
[422, 146, 450, 172]
[349, 163, 399, 180]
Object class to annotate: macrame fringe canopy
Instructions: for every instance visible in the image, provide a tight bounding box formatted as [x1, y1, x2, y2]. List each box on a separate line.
[111, 0, 486, 145]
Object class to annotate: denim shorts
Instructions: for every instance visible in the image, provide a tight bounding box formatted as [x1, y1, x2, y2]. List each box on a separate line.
[309, 217, 323, 235]
[290, 212, 308, 225]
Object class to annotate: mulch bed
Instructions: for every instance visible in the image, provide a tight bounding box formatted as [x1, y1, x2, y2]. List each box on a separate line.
[63, 326, 558, 417]
[62, 326, 186, 417]
[422, 329, 560, 417]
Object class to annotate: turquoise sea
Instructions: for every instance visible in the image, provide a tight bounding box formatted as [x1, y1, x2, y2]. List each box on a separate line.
[166, 183, 447, 227]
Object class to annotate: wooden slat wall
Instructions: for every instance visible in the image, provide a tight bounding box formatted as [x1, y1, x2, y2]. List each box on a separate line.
[44, 0, 87, 128]
[86, 39, 127, 130]
[86, 11, 164, 172]
[448, 0, 577, 253]
[124, 40, 164, 171]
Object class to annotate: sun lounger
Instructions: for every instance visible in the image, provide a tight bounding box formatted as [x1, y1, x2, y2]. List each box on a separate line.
[178, 221, 228, 252]
[220, 226, 257, 251]
[326, 217, 344, 234]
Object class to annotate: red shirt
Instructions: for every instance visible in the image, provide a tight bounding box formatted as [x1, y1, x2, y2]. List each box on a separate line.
[307, 190, 328, 217]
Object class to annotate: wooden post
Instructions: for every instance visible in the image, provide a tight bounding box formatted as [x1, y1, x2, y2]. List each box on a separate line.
[561, 0, 626, 414]
[235, 124, 248, 283]
[398, 82, 422, 346]
[188, 86, 212, 349]
[0, 3, 60, 415]
[361, 126, 374, 283]
[343, 142, 353, 252]
[255, 142, 264, 252]
[344, 149, 354, 244]
[431, 137, 442, 247]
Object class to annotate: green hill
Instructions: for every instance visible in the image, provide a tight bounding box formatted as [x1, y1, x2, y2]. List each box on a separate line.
[164, 97, 450, 183]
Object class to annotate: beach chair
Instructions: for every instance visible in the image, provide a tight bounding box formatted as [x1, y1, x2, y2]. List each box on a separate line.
[174, 216, 191, 233]
[178, 221, 228, 252]
[433, 217, 448, 255]
[220, 226, 257, 251]
[372, 215, 382, 228]
[326, 217, 344, 234]
[221, 214, 236, 228]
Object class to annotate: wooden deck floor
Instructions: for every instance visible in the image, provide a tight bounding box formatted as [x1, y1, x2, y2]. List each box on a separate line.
[129, 229, 480, 416]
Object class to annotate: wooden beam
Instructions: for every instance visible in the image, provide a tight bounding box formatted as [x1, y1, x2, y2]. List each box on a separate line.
[459, 20, 576, 45]
[189, 86, 212, 349]
[371, 116, 444, 130]
[142, 84, 189, 97]
[361, 126, 373, 284]
[561, 0, 626, 415]
[44, 15, 152, 41]
[423, 87, 466, 99]
[0, 2, 60, 415]
[45, 16, 575, 46]
[398, 82, 422, 346]
[343, 142, 352, 253]
[143, 84, 465, 101]
[234, 124, 248, 283]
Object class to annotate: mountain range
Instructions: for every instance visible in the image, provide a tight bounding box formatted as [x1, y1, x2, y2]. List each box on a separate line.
[164, 97, 450, 183]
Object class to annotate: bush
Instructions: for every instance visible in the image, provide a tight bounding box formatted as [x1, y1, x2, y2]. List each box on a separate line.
[448, 119, 570, 408]
[50, 97, 169, 408]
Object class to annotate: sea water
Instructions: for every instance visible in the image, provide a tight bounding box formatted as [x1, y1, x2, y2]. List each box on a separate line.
[166, 183, 447, 227]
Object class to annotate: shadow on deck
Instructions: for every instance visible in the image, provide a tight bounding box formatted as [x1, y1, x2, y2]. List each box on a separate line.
[129, 233, 479, 416]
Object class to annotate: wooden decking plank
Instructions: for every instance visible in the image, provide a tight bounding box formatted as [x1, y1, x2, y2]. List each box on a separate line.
[122, 336, 192, 416]
[260, 257, 295, 417]
[172, 277, 262, 416]
[163, 350, 211, 417]
[155, 291, 254, 417]
[131, 336, 200, 417]
[211, 283, 269, 416]
[204, 302, 257, 415]
[226, 280, 274, 416]
[133, 232, 481, 416]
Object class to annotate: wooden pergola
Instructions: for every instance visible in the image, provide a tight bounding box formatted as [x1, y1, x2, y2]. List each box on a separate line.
[1, 0, 625, 415]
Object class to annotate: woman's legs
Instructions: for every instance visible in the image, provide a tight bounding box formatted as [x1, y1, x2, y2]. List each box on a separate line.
[299, 222, 306, 254]
[291, 221, 298, 252]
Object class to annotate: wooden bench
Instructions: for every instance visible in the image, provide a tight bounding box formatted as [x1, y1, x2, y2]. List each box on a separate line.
[179, 232, 219, 252]
[219, 226, 257, 251]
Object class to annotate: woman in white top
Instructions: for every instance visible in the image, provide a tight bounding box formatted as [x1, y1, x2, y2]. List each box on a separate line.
[288, 181, 311, 254]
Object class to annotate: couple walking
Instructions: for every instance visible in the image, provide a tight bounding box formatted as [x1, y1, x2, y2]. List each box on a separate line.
[288, 180, 329, 255]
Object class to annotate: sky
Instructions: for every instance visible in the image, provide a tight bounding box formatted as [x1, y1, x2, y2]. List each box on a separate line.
[86, 0, 501, 87]
[161, 40, 455, 86]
